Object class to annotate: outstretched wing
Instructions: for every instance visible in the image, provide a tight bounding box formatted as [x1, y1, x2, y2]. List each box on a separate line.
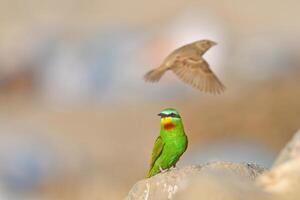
[149, 136, 165, 170]
[172, 57, 225, 94]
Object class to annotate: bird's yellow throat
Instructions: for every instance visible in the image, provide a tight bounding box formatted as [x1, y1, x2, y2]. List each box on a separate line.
[161, 117, 172, 124]
[161, 117, 175, 130]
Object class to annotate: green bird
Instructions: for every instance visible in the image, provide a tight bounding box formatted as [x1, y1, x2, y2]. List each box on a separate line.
[147, 108, 188, 178]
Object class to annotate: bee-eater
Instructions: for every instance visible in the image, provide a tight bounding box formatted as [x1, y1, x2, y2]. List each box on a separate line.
[147, 108, 188, 177]
[144, 39, 225, 94]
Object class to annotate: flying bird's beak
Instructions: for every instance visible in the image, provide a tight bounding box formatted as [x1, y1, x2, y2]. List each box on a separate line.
[211, 41, 217, 46]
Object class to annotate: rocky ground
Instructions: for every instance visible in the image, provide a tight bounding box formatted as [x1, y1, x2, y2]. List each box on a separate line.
[126, 129, 300, 200]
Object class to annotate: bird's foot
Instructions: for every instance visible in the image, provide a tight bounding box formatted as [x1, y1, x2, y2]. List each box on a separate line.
[159, 166, 169, 174]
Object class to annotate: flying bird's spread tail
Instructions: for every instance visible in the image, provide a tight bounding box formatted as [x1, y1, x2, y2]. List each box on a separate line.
[144, 68, 166, 82]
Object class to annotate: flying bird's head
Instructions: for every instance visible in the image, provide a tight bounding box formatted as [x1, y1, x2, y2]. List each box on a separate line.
[195, 39, 217, 51]
[158, 108, 182, 130]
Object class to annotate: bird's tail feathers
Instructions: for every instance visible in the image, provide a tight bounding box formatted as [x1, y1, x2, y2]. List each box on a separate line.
[144, 68, 165, 82]
[147, 165, 159, 178]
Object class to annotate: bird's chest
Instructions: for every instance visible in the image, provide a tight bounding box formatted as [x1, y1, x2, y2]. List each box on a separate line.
[164, 137, 186, 154]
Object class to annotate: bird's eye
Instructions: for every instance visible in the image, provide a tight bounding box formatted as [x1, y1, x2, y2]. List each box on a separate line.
[169, 113, 177, 117]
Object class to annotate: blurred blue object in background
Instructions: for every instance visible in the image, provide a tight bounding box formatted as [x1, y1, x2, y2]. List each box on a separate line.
[0, 122, 60, 194]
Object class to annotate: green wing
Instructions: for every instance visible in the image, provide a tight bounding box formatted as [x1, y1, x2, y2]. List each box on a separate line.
[149, 136, 165, 169]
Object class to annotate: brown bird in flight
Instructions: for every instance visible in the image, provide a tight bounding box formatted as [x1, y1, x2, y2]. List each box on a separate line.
[144, 39, 225, 94]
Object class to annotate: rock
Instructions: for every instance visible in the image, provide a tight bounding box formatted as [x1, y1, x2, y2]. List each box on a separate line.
[174, 170, 272, 200]
[126, 129, 300, 200]
[257, 129, 300, 200]
[125, 165, 199, 200]
[125, 162, 265, 200]
[272, 129, 300, 167]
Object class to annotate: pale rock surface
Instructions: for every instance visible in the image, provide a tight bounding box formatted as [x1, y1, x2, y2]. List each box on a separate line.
[126, 162, 265, 200]
[126, 129, 300, 200]
[257, 129, 300, 200]
[175, 171, 273, 200]
[272, 129, 300, 167]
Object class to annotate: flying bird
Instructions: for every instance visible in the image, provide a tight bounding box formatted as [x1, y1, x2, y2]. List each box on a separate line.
[144, 40, 225, 94]
[147, 108, 188, 177]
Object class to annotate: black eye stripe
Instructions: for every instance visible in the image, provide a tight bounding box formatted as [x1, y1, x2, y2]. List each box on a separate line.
[168, 113, 180, 118]
[158, 112, 180, 118]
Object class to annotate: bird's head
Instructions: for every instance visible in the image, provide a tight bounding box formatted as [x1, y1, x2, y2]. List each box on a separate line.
[195, 39, 217, 51]
[158, 108, 181, 130]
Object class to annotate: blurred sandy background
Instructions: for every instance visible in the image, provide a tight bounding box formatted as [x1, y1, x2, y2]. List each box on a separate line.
[0, 0, 300, 199]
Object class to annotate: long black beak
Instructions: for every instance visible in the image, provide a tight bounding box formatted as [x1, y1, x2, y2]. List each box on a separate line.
[158, 113, 167, 117]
